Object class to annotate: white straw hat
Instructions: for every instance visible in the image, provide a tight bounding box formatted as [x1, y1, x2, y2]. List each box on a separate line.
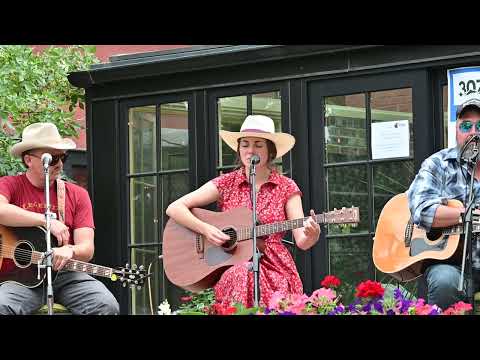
[10, 122, 77, 157]
[219, 115, 295, 158]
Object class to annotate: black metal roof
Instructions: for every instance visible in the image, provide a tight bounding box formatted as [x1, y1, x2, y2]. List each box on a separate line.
[68, 45, 378, 88]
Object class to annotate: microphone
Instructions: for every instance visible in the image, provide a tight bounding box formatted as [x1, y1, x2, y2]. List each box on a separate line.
[41, 153, 52, 169]
[459, 134, 480, 164]
[250, 154, 260, 165]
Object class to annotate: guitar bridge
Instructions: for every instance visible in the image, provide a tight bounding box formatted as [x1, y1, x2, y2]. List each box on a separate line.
[405, 217, 414, 247]
[195, 234, 204, 259]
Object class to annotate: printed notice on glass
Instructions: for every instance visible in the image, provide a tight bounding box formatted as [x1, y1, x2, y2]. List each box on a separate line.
[371, 120, 410, 160]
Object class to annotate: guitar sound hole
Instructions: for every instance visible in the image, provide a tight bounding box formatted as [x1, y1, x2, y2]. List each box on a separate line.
[426, 229, 443, 241]
[14, 242, 33, 267]
[221, 227, 237, 252]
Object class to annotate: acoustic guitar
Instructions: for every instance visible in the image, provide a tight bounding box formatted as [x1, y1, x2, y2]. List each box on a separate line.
[0, 225, 149, 289]
[163, 206, 360, 292]
[373, 193, 475, 282]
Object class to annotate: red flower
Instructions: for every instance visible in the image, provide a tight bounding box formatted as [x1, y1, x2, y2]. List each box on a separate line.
[222, 306, 237, 315]
[180, 296, 193, 302]
[321, 275, 341, 289]
[355, 280, 384, 299]
[211, 303, 237, 315]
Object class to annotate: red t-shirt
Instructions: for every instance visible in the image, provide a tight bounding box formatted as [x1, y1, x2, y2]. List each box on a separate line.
[0, 174, 95, 245]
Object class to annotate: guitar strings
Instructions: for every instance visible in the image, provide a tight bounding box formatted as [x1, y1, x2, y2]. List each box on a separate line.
[0, 244, 105, 270]
[0, 244, 143, 278]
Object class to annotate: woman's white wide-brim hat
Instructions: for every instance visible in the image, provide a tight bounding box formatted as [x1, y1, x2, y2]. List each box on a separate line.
[219, 115, 295, 159]
[10, 122, 77, 157]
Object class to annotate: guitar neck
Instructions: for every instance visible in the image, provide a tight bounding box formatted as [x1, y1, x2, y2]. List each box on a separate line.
[236, 213, 333, 241]
[442, 224, 480, 236]
[33, 251, 114, 278]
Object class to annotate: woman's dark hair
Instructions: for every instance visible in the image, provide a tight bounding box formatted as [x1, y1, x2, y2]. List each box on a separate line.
[234, 138, 277, 169]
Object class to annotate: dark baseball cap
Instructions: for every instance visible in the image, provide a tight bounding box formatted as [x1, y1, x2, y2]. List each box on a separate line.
[456, 98, 480, 119]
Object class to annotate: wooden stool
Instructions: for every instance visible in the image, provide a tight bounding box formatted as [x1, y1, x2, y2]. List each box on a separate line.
[35, 303, 70, 315]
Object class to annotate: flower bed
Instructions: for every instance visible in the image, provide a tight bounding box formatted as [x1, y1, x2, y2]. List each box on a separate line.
[160, 276, 472, 315]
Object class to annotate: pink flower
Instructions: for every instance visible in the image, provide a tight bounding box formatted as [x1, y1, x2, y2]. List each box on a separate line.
[284, 294, 309, 314]
[443, 301, 472, 315]
[268, 291, 286, 311]
[310, 288, 337, 302]
[413, 299, 441, 315]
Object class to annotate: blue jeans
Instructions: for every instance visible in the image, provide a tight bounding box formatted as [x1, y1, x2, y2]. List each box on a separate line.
[0, 271, 119, 315]
[423, 264, 472, 310]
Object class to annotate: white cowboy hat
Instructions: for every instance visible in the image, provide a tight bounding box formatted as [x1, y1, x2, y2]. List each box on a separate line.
[10, 122, 77, 157]
[219, 115, 295, 159]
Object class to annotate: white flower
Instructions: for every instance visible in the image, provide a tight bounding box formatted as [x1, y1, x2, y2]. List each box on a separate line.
[158, 300, 172, 315]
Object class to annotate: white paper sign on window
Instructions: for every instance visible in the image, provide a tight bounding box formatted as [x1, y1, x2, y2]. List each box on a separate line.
[447, 66, 480, 148]
[371, 120, 410, 160]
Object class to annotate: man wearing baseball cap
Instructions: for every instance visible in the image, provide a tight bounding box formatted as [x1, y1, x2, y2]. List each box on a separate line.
[407, 98, 480, 310]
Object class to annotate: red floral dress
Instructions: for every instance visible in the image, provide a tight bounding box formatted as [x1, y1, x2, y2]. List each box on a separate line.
[211, 168, 304, 308]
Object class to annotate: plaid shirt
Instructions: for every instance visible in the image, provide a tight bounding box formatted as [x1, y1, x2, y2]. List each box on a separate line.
[407, 146, 480, 268]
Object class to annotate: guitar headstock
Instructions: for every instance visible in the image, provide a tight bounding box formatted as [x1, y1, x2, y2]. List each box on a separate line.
[113, 263, 150, 290]
[325, 206, 360, 226]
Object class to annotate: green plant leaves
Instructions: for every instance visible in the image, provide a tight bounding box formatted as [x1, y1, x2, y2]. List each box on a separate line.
[0, 45, 99, 176]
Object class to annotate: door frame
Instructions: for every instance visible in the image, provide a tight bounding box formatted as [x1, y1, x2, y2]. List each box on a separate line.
[306, 69, 432, 290]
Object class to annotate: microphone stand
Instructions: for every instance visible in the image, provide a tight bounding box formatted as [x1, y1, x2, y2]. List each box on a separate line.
[41, 155, 56, 315]
[249, 160, 261, 307]
[457, 140, 479, 308]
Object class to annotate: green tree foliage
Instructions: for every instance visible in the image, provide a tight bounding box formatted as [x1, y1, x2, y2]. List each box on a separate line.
[0, 45, 99, 176]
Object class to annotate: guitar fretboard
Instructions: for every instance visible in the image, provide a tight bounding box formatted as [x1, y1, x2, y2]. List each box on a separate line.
[32, 251, 113, 278]
[236, 213, 348, 241]
[442, 224, 480, 236]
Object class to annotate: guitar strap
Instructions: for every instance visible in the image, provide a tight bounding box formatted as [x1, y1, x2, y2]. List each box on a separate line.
[57, 179, 66, 224]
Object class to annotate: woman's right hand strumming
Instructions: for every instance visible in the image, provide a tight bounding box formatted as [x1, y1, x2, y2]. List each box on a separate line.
[201, 222, 230, 246]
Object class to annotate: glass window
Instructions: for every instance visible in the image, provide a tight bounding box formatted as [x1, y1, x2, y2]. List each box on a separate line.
[129, 106, 156, 173]
[329, 235, 371, 304]
[127, 101, 190, 314]
[327, 165, 368, 235]
[217, 91, 284, 174]
[130, 176, 157, 245]
[160, 102, 189, 171]
[323, 87, 415, 296]
[130, 247, 159, 315]
[325, 94, 367, 164]
[373, 161, 415, 226]
[371, 88, 413, 158]
[218, 96, 247, 169]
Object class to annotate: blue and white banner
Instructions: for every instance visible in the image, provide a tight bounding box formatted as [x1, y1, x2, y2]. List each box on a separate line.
[447, 66, 480, 148]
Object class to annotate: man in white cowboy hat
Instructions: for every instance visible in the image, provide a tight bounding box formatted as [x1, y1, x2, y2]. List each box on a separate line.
[0, 122, 119, 314]
[166, 114, 321, 308]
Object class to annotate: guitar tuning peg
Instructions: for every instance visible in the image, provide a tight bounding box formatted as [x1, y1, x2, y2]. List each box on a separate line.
[132, 264, 137, 270]
[125, 263, 130, 269]
[139, 265, 145, 271]
[136, 286, 142, 291]
[122, 282, 127, 288]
